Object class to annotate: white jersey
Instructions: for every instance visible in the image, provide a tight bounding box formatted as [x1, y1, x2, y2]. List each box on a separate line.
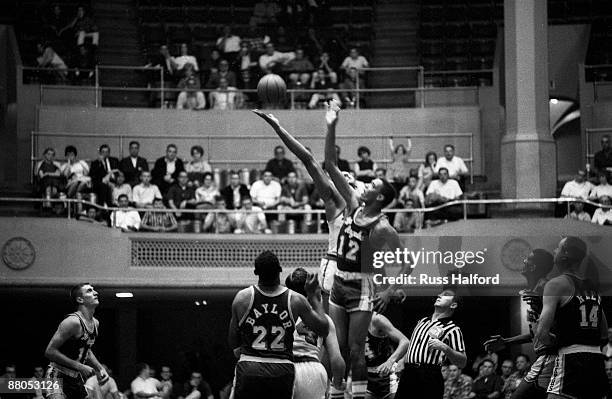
[292, 316, 326, 361]
[327, 212, 344, 256]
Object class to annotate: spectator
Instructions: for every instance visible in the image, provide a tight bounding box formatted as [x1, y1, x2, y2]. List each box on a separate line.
[131, 363, 161, 399]
[85, 364, 120, 399]
[468, 359, 503, 399]
[241, 21, 271, 56]
[442, 365, 450, 382]
[308, 68, 341, 109]
[234, 196, 270, 234]
[250, 0, 281, 25]
[141, 198, 178, 232]
[313, 52, 338, 84]
[158, 366, 173, 399]
[340, 48, 369, 77]
[1, 364, 16, 379]
[235, 42, 259, 92]
[195, 172, 220, 206]
[152, 144, 185, 195]
[592, 195, 612, 225]
[176, 65, 206, 110]
[286, 48, 313, 85]
[146, 45, 177, 82]
[178, 372, 213, 399]
[398, 175, 425, 208]
[418, 151, 438, 191]
[133, 171, 162, 208]
[209, 78, 242, 110]
[443, 365, 473, 399]
[111, 194, 141, 231]
[375, 167, 387, 180]
[43, 4, 69, 43]
[594, 135, 612, 174]
[287, 70, 311, 105]
[436, 145, 469, 182]
[602, 328, 612, 357]
[501, 355, 530, 399]
[79, 206, 103, 225]
[216, 25, 241, 59]
[62, 145, 90, 198]
[185, 145, 212, 184]
[173, 43, 199, 74]
[90, 144, 120, 206]
[426, 167, 463, 222]
[206, 59, 237, 89]
[30, 365, 45, 399]
[111, 171, 132, 206]
[166, 171, 196, 219]
[499, 359, 513, 382]
[280, 171, 311, 223]
[203, 195, 236, 233]
[387, 137, 413, 190]
[589, 172, 612, 201]
[259, 43, 295, 75]
[565, 201, 591, 222]
[354, 146, 377, 183]
[265, 145, 295, 180]
[36, 42, 68, 81]
[338, 67, 359, 108]
[393, 198, 421, 233]
[35, 147, 64, 207]
[560, 170, 594, 200]
[323, 145, 350, 172]
[220, 171, 250, 210]
[606, 358, 612, 399]
[120, 141, 149, 187]
[73, 45, 97, 84]
[65, 6, 99, 47]
[249, 170, 282, 219]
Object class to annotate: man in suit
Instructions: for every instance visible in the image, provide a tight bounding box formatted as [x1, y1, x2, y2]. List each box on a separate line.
[120, 141, 149, 187]
[90, 144, 119, 206]
[152, 144, 185, 196]
[220, 171, 250, 210]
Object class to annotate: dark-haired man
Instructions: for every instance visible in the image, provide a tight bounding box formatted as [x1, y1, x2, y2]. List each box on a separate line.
[220, 172, 250, 210]
[90, 144, 119, 206]
[120, 141, 149, 187]
[152, 144, 185, 196]
[265, 145, 295, 181]
[45, 283, 107, 399]
[228, 251, 328, 399]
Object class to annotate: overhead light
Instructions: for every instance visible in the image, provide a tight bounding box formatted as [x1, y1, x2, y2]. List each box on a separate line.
[116, 292, 133, 298]
[550, 99, 558, 104]
[201, 300, 208, 306]
[195, 301, 201, 306]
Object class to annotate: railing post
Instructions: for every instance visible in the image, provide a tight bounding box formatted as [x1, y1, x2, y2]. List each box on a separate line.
[470, 134, 474, 184]
[67, 199, 71, 220]
[290, 90, 295, 110]
[418, 66, 424, 108]
[30, 131, 35, 185]
[160, 66, 165, 109]
[463, 201, 467, 220]
[316, 211, 321, 234]
[355, 72, 360, 109]
[95, 65, 99, 108]
[566, 200, 571, 216]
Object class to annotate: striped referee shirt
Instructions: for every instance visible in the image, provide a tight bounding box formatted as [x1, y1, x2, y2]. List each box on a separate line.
[405, 316, 465, 366]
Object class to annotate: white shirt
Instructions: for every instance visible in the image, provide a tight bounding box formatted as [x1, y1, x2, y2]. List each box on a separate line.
[589, 183, 612, 200]
[250, 180, 282, 208]
[131, 377, 160, 399]
[234, 206, 267, 233]
[341, 55, 369, 71]
[85, 376, 118, 399]
[436, 156, 468, 179]
[133, 183, 162, 206]
[111, 209, 141, 230]
[216, 35, 241, 53]
[166, 160, 176, 175]
[131, 157, 138, 168]
[210, 87, 238, 110]
[560, 180, 594, 200]
[592, 208, 612, 225]
[195, 186, 219, 203]
[259, 51, 295, 70]
[173, 55, 199, 71]
[426, 179, 463, 200]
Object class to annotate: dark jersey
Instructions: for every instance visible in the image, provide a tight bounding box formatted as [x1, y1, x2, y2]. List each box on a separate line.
[337, 207, 384, 273]
[238, 286, 296, 360]
[365, 331, 394, 368]
[554, 274, 603, 348]
[54, 313, 98, 374]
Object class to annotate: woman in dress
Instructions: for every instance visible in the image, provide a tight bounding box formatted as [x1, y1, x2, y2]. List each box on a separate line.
[185, 145, 212, 185]
[387, 137, 412, 192]
[62, 145, 91, 198]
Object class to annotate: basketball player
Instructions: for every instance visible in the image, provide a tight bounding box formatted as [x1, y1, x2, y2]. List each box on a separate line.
[228, 251, 329, 399]
[365, 313, 409, 399]
[536, 237, 608, 399]
[324, 100, 411, 399]
[44, 283, 108, 399]
[285, 267, 346, 399]
[483, 249, 554, 399]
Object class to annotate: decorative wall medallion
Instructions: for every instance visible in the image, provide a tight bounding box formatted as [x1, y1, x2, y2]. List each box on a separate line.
[2, 237, 36, 270]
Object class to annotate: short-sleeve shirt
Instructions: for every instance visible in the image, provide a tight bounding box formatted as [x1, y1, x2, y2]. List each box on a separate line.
[131, 377, 160, 398]
[404, 316, 465, 366]
[426, 179, 463, 200]
[436, 156, 468, 179]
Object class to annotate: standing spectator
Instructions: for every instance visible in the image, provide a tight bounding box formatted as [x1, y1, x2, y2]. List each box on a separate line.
[265, 146, 295, 180]
[443, 365, 473, 399]
[185, 145, 212, 184]
[436, 145, 469, 182]
[178, 372, 213, 399]
[589, 172, 612, 201]
[30, 366, 45, 399]
[216, 25, 241, 59]
[166, 171, 196, 219]
[152, 144, 185, 195]
[249, 170, 282, 219]
[425, 167, 463, 222]
[499, 359, 514, 382]
[141, 198, 178, 232]
[354, 146, 377, 183]
[560, 170, 594, 200]
[209, 78, 242, 110]
[501, 355, 530, 399]
[131, 363, 161, 399]
[173, 43, 199, 74]
[203, 195, 236, 233]
[111, 171, 132, 206]
[308, 68, 341, 109]
[85, 364, 120, 399]
[340, 48, 369, 78]
[195, 172, 220, 206]
[594, 135, 612, 174]
[158, 366, 173, 399]
[234, 196, 270, 233]
[176, 66, 206, 110]
[220, 171, 250, 210]
[418, 151, 438, 191]
[398, 175, 425, 209]
[469, 359, 503, 399]
[285, 48, 314, 85]
[147, 45, 176, 82]
[62, 145, 90, 198]
[387, 137, 412, 190]
[65, 6, 99, 47]
[133, 171, 162, 208]
[393, 198, 421, 233]
[258, 43, 295, 75]
[111, 194, 141, 231]
[565, 201, 591, 222]
[36, 42, 68, 82]
[250, 0, 280, 25]
[279, 171, 311, 223]
[90, 144, 120, 206]
[120, 141, 149, 187]
[592, 195, 612, 225]
[206, 59, 237, 89]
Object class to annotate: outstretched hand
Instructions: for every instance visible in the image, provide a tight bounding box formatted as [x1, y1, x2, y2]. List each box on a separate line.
[325, 100, 341, 126]
[483, 335, 506, 352]
[252, 109, 280, 127]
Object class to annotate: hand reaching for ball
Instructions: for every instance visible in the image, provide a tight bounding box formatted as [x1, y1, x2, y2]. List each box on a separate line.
[252, 109, 280, 128]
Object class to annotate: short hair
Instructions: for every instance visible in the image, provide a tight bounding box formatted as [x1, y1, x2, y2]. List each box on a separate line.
[357, 146, 371, 156]
[480, 359, 495, 368]
[438, 167, 449, 175]
[285, 267, 308, 296]
[178, 170, 188, 177]
[65, 145, 77, 156]
[378, 178, 396, 208]
[531, 249, 554, 276]
[561, 236, 587, 263]
[203, 171, 213, 180]
[135, 363, 149, 374]
[43, 147, 55, 155]
[191, 145, 204, 156]
[118, 194, 129, 201]
[254, 250, 282, 281]
[515, 354, 530, 363]
[274, 145, 285, 153]
[375, 167, 387, 175]
[129, 141, 140, 148]
[99, 144, 110, 152]
[241, 195, 252, 202]
[444, 144, 455, 151]
[70, 283, 90, 305]
[167, 144, 177, 151]
[263, 170, 274, 176]
[230, 171, 240, 178]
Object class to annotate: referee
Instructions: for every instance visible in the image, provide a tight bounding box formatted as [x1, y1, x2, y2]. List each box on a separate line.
[395, 288, 467, 399]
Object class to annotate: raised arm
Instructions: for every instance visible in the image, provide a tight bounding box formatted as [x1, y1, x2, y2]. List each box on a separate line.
[292, 273, 329, 337]
[375, 314, 410, 376]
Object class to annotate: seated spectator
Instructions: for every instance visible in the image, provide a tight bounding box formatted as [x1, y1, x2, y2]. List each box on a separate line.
[338, 67, 359, 108]
[166, 171, 196, 219]
[195, 172, 220, 206]
[354, 146, 377, 183]
[64, 6, 99, 48]
[341, 48, 369, 78]
[146, 45, 177, 83]
[62, 145, 90, 199]
[250, 170, 282, 220]
[375, 167, 387, 180]
[36, 42, 68, 81]
[72, 45, 97, 84]
[220, 172, 250, 210]
[203, 195, 236, 233]
[287, 72, 311, 106]
[280, 171, 311, 223]
[323, 145, 351, 172]
[133, 171, 162, 208]
[80, 207, 104, 225]
[141, 198, 178, 232]
[589, 172, 612, 201]
[285, 48, 313, 85]
[265, 145, 296, 180]
[110, 194, 140, 231]
[250, 0, 280, 26]
[592, 196, 612, 225]
[418, 151, 438, 191]
[313, 52, 338, 84]
[388, 137, 412, 190]
[35, 147, 64, 207]
[308, 68, 340, 109]
[566, 201, 591, 222]
[178, 372, 213, 399]
[157, 366, 173, 399]
[426, 167, 463, 222]
[131, 364, 161, 399]
[152, 144, 185, 195]
[443, 364, 473, 399]
[120, 141, 149, 187]
[560, 170, 594, 200]
[234, 196, 270, 234]
[436, 145, 469, 182]
[206, 59, 237, 89]
[259, 43, 295, 75]
[111, 171, 132, 206]
[216, 25, 241, 59]
[85, 364, 119, 399]
[501, 355, 530, 399]
[185, 145, 212, 184]
[173, 43, 199, 75]
[500, 359, 514, 383]
[241, 21, 271, 56]
[209, 78, 242, 110]
[398, 175, 425, 208]
[235, 42, 259, 92]
[202, 49, 222, 79]
[176, 65, 206, 110]
[594, 134, 612, 175]
[90, 144, 120, 206]
[393, 198, 421, 233]
[469, 359, 503, 399]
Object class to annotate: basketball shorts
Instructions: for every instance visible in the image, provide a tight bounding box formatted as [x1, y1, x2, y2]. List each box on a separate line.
[523, 354, 556, 391]
[367, 371, 398, 399]
[319, 257, 338, 294]
[45, 365, 86, 399]
[232, 359, 295, 399]
[329, 273, 374, 313]
[293, 361, 328, 399]
[546, 346, 607, 399]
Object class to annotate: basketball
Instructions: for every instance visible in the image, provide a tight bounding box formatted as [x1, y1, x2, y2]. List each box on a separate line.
[257, 74, 287, 105]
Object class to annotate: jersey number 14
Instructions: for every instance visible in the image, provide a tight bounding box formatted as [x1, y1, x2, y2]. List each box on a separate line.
[579, 303, 599, 328]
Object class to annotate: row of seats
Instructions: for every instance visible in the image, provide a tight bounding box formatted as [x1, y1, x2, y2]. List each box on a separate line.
[137, 0, 374, 6]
